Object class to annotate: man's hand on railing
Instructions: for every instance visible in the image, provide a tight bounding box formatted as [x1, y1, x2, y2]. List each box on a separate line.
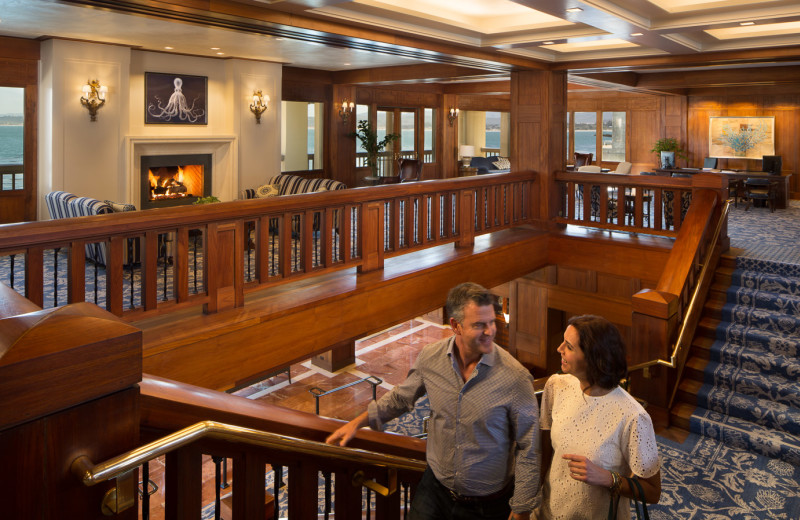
[325, 411, 369, 446]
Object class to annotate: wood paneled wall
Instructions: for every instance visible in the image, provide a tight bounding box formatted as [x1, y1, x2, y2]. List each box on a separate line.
[567, 90, 674, 173]
[687, 87, 800, 197]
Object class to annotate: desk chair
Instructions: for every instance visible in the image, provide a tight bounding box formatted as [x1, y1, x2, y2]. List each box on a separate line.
[381, 158, 422, 184]
[576, 165, 616, 221]
[744, 178, 778, 212]
[574, 152, 593, 167]
[612, 161, 632, 174]
[728, 179, 746, 207]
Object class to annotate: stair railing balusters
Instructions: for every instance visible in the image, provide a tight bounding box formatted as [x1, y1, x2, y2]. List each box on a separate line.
[141, 461, 149, 520]
[212, 456, 222, 520]
[52, 247, 59, 306]
[221, 457, 229, 489]
[9, 253, 15, 289]
[324, 471, 331, 519]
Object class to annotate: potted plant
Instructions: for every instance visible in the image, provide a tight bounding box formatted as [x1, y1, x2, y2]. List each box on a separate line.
[350, 120, 400, 177]
[650, 137, 687, 169]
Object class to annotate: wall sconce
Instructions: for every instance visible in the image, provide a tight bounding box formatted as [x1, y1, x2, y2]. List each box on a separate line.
[447, 107, 459, 126]
[80, 79, 107, 122]
[250, 90, 269, 124]
[339, 99, 355, 123]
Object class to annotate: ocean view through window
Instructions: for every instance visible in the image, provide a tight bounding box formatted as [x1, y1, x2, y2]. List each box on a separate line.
[0, 87, 24, 191]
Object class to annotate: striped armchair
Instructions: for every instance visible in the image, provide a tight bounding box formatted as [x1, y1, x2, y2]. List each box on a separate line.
[45, 191, 115, 266]
[241, 174, 346, 200]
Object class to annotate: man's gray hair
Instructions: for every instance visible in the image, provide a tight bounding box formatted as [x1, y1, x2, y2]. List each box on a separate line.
[446, 282, 496, 324]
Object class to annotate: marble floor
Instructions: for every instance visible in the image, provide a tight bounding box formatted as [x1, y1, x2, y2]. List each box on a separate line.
[140, 312, 451, 519]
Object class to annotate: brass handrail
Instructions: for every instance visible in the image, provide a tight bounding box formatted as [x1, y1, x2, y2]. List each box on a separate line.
[72, 420, 427, 487]
[627, 199, 732, 404]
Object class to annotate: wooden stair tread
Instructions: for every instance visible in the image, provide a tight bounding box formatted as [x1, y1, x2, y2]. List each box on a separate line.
[669, 403, 697, 431]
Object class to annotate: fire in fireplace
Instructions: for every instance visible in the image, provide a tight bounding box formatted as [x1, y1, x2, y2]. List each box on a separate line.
[140, 154, 212, 209]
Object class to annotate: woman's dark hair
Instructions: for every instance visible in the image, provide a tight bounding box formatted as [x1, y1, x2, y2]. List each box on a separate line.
[567, 314, 627, 389]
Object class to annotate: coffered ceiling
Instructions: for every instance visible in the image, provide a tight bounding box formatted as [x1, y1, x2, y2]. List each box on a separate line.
[1, 0, 800, 91]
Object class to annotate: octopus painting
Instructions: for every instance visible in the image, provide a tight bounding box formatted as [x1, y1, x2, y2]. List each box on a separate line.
[145, 74, 207, 124]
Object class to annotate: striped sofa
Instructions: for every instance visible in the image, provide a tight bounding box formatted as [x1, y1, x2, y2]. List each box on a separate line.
[44, 191, 118, 266]
[241, 174, 346, 200]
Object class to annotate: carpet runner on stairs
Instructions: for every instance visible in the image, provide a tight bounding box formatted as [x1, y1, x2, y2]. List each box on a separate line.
[690, 257, 800, 466]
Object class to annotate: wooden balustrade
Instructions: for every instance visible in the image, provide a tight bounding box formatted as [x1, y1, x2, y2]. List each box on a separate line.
[0, 172, 533, 317]
[629, 186, 724, 409]
[555, 171, 697, 236]
[140, 374, 426, 519]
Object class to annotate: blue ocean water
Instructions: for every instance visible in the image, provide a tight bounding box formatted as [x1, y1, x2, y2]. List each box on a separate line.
[0, 126, 23, 163]
[573, 129, 596, 154]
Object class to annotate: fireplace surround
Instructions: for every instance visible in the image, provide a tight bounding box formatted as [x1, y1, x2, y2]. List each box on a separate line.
[140, 153, 212, 209]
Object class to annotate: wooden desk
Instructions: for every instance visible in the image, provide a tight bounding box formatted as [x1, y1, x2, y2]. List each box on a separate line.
[654, 169, 791, 209]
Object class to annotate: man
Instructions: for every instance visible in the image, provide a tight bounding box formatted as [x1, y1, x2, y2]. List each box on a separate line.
[326, 282, 540, 519]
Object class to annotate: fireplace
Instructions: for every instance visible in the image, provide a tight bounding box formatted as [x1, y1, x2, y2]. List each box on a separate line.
[140, 154, 212, 209]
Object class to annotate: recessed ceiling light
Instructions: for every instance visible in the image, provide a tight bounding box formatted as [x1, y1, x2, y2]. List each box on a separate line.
[216, 52, 224, 55]
[566, 7, 583, 13]
[630, 33, 643, 36]
[343, 62, 351, 66]
[275, 38, 285, 41]
[211, 47, 220, 50]
[543, 41, 555, 45]
[739, 21, 755, 26]
[164, 46, 173, 50]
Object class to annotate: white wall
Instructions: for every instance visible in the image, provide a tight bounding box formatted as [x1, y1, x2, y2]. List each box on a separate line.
[226, 59, 281, 193]
[39, 40, 130, 219]
[37, 40, 282, 219]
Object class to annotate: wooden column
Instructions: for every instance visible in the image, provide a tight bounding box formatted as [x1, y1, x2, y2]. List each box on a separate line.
[332, 85, 358, 188]
[442, 93, 459, 178]
[312, 339, 356, 372]
[358, 201, 384, 273]
[509, 70, 567, 225]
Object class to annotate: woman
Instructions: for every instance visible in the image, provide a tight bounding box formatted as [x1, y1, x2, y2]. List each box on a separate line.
[536, 315, 661, 519]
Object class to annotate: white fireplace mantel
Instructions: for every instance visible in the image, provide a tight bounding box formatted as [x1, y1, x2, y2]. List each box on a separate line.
[125, 135, 238, 208]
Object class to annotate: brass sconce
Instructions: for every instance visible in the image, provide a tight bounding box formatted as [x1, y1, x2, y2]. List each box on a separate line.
[447, 107, 459, 126]
[339, 99, 355, 123]
[80, 79, 107, 122]
[250, 90, 269, 123]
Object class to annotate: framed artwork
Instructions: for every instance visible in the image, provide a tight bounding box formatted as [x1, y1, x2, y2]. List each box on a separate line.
[708, 116, 774, 159]
[145, 72, 207, 125]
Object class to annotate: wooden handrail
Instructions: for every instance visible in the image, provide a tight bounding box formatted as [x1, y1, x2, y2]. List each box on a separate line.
[0, 172, 534, 316]
[138, 374, 426, 519]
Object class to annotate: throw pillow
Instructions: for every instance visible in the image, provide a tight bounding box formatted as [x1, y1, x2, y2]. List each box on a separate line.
[104, 200, 137, 212]
[492, 157, 511, 170]
[255, 184, 280, 198]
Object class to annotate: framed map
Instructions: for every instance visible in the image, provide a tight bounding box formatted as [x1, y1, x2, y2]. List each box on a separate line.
[709, 116, 774, 159]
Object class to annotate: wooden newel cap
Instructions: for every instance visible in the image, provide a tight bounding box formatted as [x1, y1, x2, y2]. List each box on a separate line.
[631, 288, 679, 318]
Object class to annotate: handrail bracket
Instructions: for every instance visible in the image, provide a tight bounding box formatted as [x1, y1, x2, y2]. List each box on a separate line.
[352, 468, 398, 497]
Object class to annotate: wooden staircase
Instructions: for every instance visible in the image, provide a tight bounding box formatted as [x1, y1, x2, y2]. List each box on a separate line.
[669, 252, 738, 430]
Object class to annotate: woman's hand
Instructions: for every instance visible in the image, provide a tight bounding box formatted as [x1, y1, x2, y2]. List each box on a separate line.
[562, 454, 613, 488]
[562, 454, 662, 504]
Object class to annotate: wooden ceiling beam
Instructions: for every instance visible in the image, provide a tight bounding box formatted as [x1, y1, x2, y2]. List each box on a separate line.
[554, 45, 800, 72]
[331, 63, 500, 85]
[62, 0, 550, 72]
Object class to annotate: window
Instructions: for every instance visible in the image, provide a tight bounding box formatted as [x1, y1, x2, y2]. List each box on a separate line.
[602, 112, 626, 162]
[423, 108, 435, 163]
[458, 110, 509, 157]
[0, 87, 24, 191]
[574, 112, 597, 157]
[281, 101, 323, 171]
[567, 110, 627, 163]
